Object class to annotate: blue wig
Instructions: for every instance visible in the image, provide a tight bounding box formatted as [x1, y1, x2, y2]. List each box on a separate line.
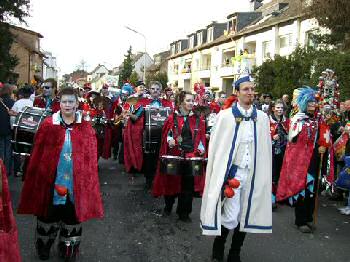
[296, 86, 316, 113]
[121, 83, 134, 95]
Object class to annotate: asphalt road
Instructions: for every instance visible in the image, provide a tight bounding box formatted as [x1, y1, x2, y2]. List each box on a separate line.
[9, 159, 350, 262]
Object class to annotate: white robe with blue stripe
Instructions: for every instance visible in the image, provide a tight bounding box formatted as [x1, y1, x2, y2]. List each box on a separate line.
[200, 107, 272, 235]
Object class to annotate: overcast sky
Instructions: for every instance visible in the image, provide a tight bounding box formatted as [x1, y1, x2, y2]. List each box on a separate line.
[25, 0, 247, 75]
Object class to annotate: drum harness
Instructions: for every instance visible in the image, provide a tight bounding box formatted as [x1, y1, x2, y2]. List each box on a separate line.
[173, 113, 200, 156]
[0, 97, 10, 113]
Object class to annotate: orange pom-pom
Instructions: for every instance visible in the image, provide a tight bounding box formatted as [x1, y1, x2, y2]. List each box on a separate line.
[224, 186, 235, 198]
[228, 178, 240, 189]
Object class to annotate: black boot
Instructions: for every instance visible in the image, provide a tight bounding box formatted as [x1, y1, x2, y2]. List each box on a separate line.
[212, 226, 230, 261]
[58, 224, 82, 262]
[35, 221, 59, 260]
[227, 225, 246, 262]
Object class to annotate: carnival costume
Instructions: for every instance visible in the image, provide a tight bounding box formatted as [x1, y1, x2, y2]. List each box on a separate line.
[18, 111, 104, 260]
[152, 109, 206, 220]
[200, 76, 272, 262]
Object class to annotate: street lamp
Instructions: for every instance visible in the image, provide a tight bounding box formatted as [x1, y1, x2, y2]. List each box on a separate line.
[125, 26, 147, 82]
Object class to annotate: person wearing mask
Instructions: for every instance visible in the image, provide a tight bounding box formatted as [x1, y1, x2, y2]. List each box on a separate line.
[277, 87, 323, 233]
[18, 88, 104, 260]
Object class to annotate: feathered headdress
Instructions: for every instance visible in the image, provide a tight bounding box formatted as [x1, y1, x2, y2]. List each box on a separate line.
[294, 87, 316, 113]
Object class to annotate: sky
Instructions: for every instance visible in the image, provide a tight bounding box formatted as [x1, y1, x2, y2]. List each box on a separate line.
[24, 0, 248, 75]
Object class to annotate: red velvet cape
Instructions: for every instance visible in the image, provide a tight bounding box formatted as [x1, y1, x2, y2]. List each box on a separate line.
[0, 160, 21, 262]
[17, 117, 104, 222]
[34, 97, 60, 113]
[276, 119, 318, 201]
[123, 98, 173, 173]
[152, 112, 206, 197]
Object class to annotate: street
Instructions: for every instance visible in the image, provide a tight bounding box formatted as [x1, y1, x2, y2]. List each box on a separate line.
[10, 159, 350, 262]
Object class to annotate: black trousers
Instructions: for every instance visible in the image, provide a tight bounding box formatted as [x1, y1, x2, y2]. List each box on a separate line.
[143, 151, 159, 185]
[294, 190, 316, 226]
[272, 151, 284, 185]
[164, 175, 194, 217]
[212, 225, 246, 261]
[37, 198, 79, 225]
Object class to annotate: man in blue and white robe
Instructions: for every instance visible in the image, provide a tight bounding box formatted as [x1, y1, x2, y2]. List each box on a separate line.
[200, 76, 272, 262]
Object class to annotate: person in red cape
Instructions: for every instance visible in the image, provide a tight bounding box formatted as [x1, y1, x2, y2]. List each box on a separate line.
[276, 87, 324, 233]
[0, 160, 21, 262]
[100, 85, 114, 159]
[270, 99, 290, 210]
[152, 91, 206, 222]
[18, 88, 104, 260]
[124, 81, 173, 188]
[34, 79, 60, 112]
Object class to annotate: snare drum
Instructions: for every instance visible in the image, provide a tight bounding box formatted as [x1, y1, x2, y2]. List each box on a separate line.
[143, 107, 172, 153]
[184, 157, 207, 176]
[12, 106, 51, 156]
[160, 155, 184, 176]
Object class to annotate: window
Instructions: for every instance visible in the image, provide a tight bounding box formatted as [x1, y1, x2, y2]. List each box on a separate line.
[207, 27, 214, 42]
[279, 34, 292, 49]
[306, 30, 319, 48]
[197, 32, 203, 46]
[170, 45, 175, 55]
[176, 42, 182, 52]
[230, 18, 237, 33]
[262, 41, 271, 60]
[189, 36, 195, 49]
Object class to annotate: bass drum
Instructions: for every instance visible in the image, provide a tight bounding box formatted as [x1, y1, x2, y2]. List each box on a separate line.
[143, 107, 172, 153]
[11, 106, 51, 156]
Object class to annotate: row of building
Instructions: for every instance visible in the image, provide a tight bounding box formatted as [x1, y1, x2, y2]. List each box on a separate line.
[5, 24, 58, 85]
[166, 0, 321, 94]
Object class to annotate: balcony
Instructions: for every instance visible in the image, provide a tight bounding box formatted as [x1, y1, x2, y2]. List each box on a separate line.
[219, 55, 256, 77]
[198, 66, 211, 79]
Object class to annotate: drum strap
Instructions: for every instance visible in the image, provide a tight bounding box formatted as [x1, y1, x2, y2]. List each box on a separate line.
[173, 113, 200, 146]
[0, 98, 10, 113]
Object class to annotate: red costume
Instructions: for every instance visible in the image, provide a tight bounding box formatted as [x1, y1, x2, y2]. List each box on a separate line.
[123, 98, 173, 173]
[209, 101, 221, 114]
[18, 115, 104, 222]
[152, 111, 207, 197]
[0, 160, 21, 262]
[33, 96, 60, 112]
[276, 115, 318, 201]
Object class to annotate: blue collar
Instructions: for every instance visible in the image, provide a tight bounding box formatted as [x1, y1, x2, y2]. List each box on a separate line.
[232, 104, 257, 122]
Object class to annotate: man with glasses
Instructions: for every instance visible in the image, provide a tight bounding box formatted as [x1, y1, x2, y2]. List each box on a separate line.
[34, 79, 60, 112]
[18, 88, 104, 260]
[123, 81, 173, 188]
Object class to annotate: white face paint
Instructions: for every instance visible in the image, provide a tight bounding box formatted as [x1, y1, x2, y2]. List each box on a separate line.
[149, 84, 161, 99]
[60, 94, 78, 117]
[42, 82, 53, 97]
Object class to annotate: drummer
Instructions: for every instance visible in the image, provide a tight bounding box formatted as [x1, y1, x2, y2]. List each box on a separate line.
[152, 91, 206, 222]
[33, 79, 60, 112]
[123, 81, 172, 188]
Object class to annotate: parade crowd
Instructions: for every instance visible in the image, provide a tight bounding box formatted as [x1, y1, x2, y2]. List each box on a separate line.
[0, 69, 349, 262]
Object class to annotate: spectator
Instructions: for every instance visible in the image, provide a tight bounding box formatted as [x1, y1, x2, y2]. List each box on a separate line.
[282, 94, 291, 116]
[0, 83, 15, 174]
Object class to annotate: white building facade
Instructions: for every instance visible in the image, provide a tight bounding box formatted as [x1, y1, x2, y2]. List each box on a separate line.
[167, 0, 321, 94]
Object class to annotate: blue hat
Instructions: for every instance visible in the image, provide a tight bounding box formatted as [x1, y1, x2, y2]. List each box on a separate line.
[233, 75, 254, 90]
